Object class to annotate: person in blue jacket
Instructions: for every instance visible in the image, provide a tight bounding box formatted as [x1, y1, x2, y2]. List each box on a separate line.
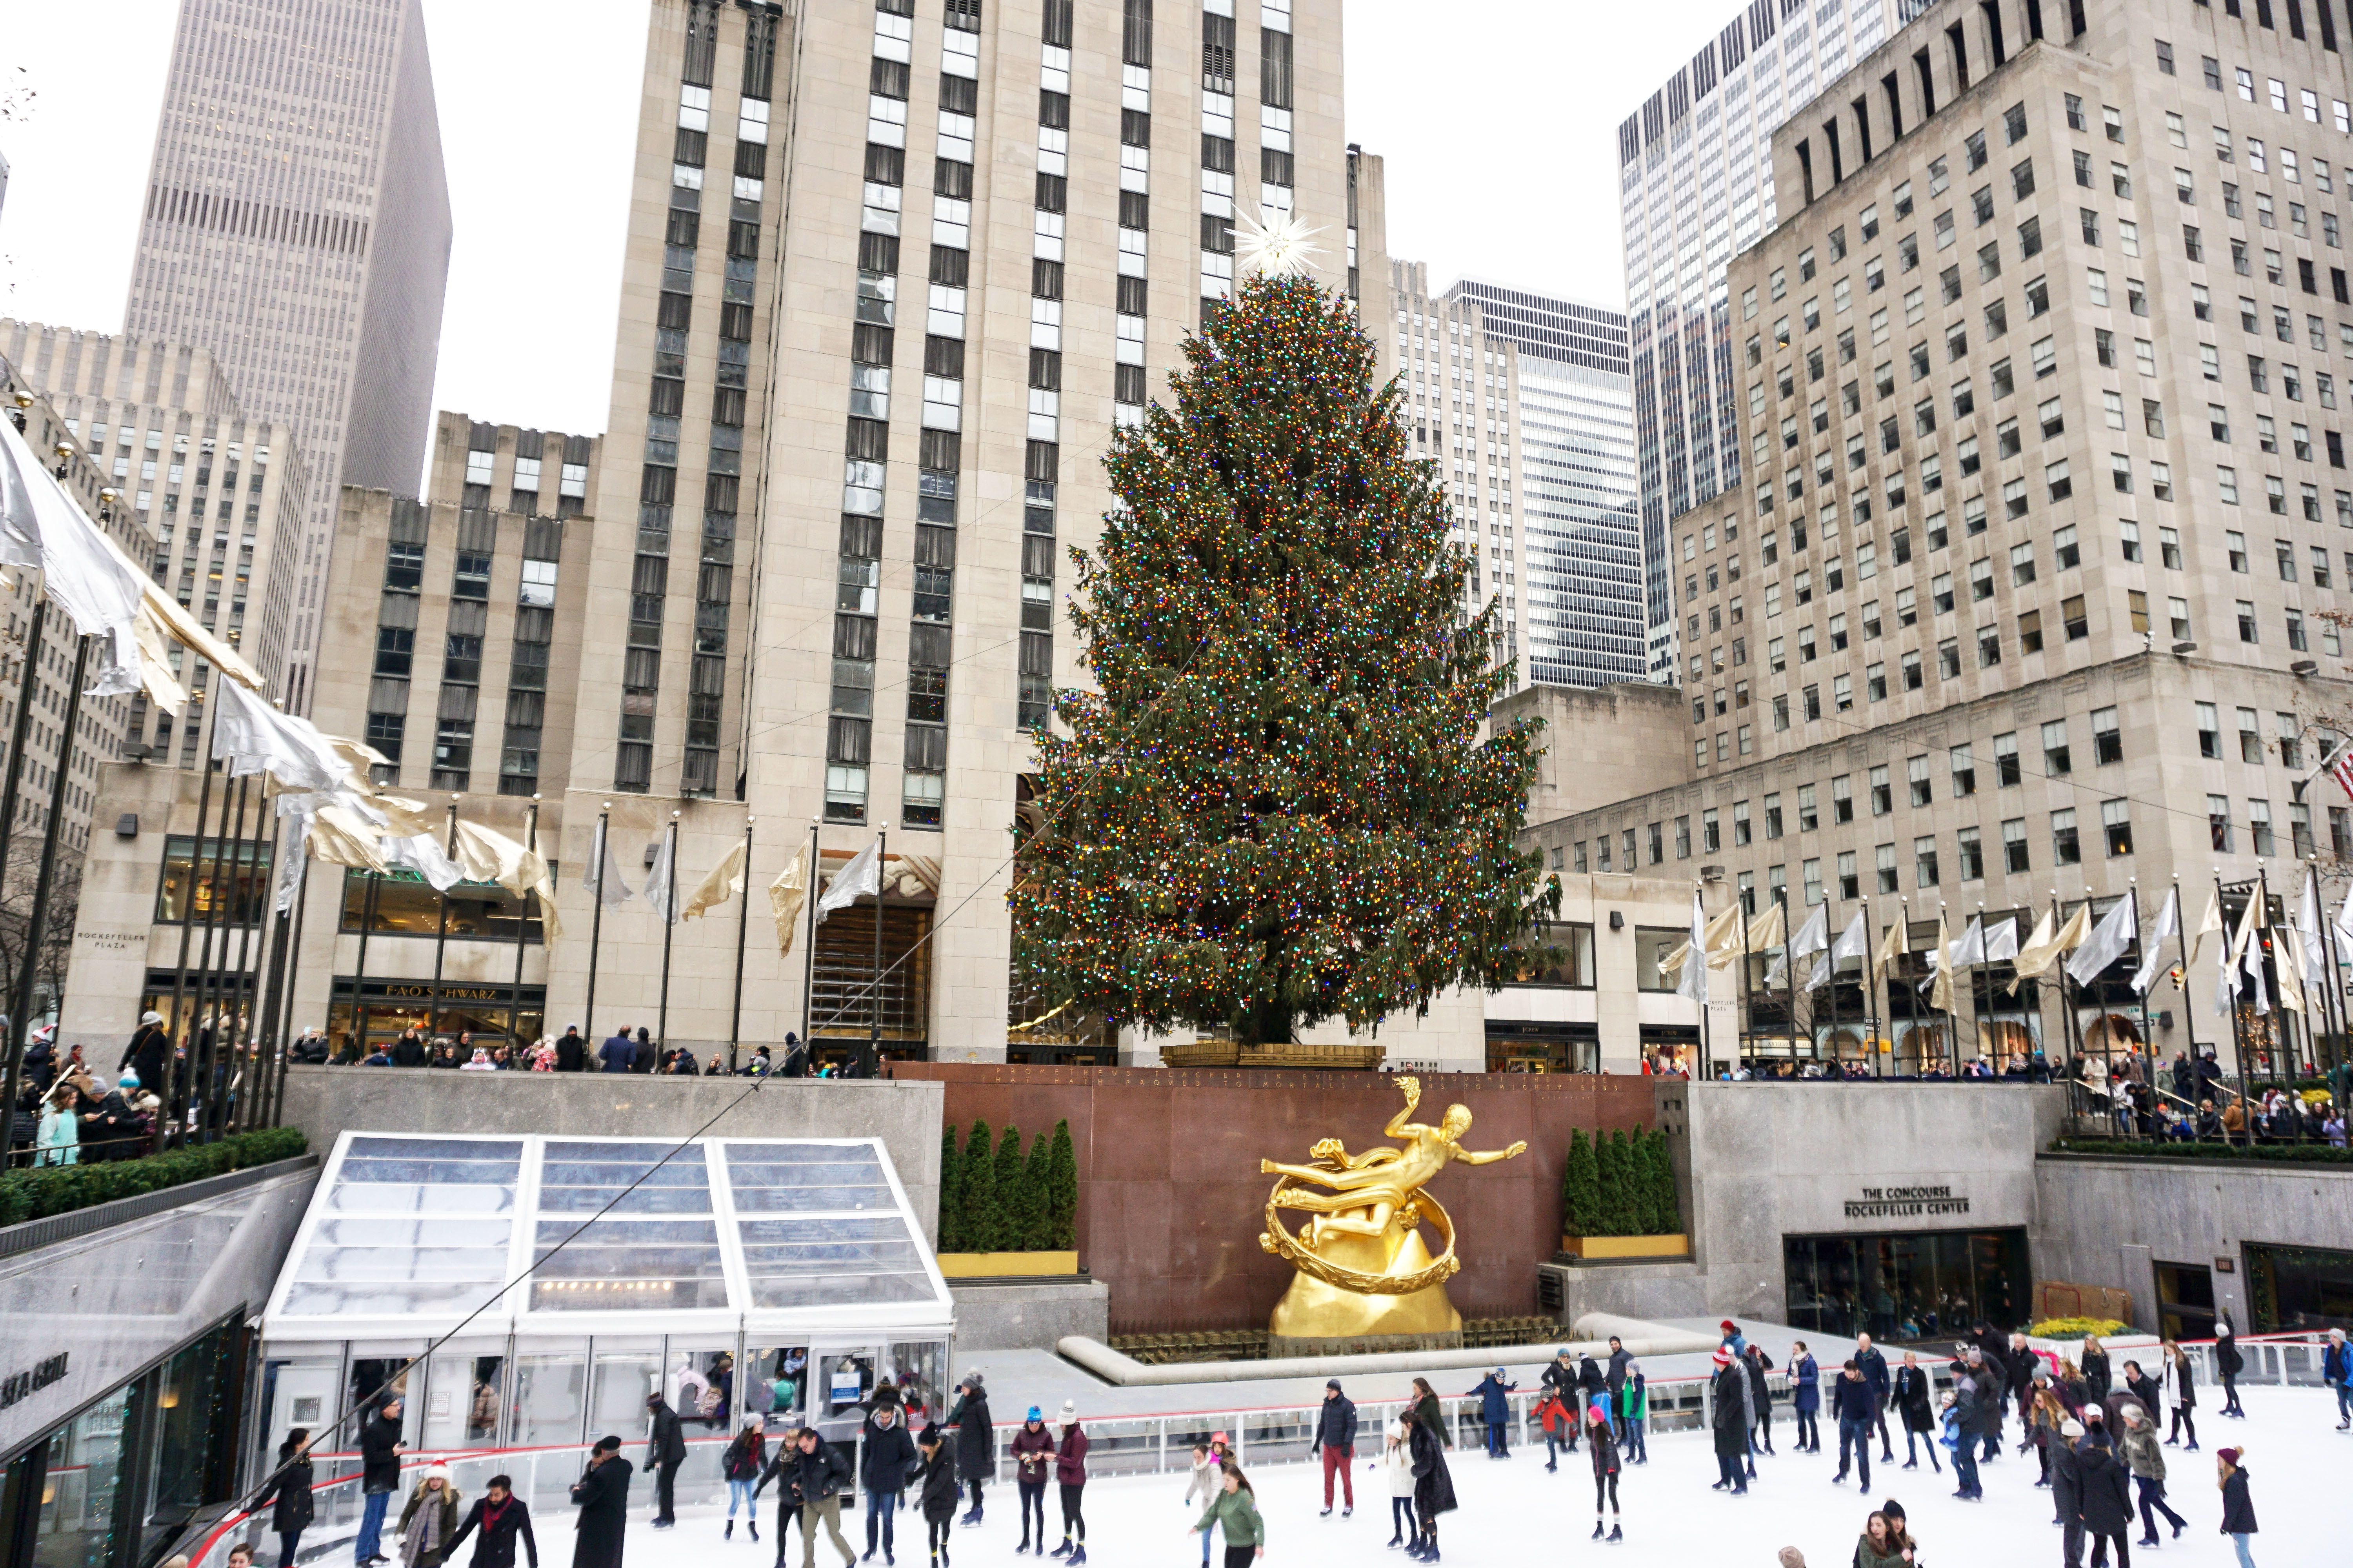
[2325, 1327, 2351, 1431]
[1789, 1340, 1822, 1454]
[1466, 1370, 1518, 1458]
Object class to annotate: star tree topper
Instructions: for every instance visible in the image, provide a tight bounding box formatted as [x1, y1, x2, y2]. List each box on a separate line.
[1234, 207, 1324, 278]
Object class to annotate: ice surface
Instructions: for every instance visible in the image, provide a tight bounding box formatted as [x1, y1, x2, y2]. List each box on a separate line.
[611, 1384, 2329, 1568]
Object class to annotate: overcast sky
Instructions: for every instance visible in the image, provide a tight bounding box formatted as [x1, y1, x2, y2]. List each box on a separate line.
[0, 0, 1727, 442]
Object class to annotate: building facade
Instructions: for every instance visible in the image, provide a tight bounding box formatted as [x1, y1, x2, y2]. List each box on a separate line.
[1619, 0, 1905, 680]
[121, 0, 452, 713]
[1548, 0, 2353, 1076]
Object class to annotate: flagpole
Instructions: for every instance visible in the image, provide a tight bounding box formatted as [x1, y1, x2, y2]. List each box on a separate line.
[1898, 896, 1913, 1075]
[0, 600, 51, 899]
[1778, 887, 1798, 1070]
[1735, 898, 1751, 1074]
[426, 797, 460, 1041]
[584, 804, 611, 1046]
[0, 632, 87, 1164]
[2173, 876, 2201, 1080]
[2213, 870, 2248, 1139]
[158, 700, 218, 1143]
[2313, 859, 2346, 1078]
[1973, 901, 1991, 1070]
[801, 820, 819, 1067]
[658, 811, 680, 1060]
[2257, 864, 2279, 1090]
[2128, 878, 2152, 1121]
[351, 857, 381, 1059]
[866, 824, 888, 1079]
[729, 816, 753, 1073]
[224, 788, 273, 1130]
[511, 798, 539, 1048]
[261, 857, 310, 1128]
[1696, 882, 1713, 1081]
[188, 776, 248, 1142]
[1822, 899, 1840, 1073]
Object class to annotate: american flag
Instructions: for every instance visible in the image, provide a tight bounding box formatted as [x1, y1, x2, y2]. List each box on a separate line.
[2333, 743, 2353, 804]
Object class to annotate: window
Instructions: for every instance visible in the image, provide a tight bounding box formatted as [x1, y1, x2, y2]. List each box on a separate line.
[1914, 836, 1940, 888]
[2238, 598, 2259, 642]
[2003, 818, 2030, 873]
[2042, 718, 2071, 775]
[2053, 809, 2082, 865]
[1951, 743, 1977, 797]
[1995, 730, 2020, 786]
[2098, 799, 2133, 858]
[2250, 798, 2276, 856]
[1734, 799, 1753, 847]
[2207, 794, 2236, 852]
[2091, 706, 2121, 765]
[1870, 764, 1893, 815]
[2062, 594, 2089, 639]
[1957, 827, 1984, 881]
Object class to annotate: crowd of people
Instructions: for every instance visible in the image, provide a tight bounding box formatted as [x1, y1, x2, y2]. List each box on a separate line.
[327, 1025, 868, 1079]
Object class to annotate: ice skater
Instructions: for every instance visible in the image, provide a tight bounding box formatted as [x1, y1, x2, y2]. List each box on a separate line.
[2160, 1341, 2198, 1451]
[721, 1419, 765, 1541]
[1467, 1369, 1516, 1458]
[914, 1426, 958, 1568]
[1617, 1361, 1649, 1464]
[1051, 1402, 1089, 1564]
[1188, 1463, 1265, 1568]
[1010, 1408, 1054, 1555]
[1381, 1419, 1417, 1550]
[1789, 1341, 1821, 1454]
[1585, 1400, 1622, 1542]
[1831, 1359, 1874, 1490]
[1186, 1444, 1220, 1566]
[2215, 1323, 2247, 1418]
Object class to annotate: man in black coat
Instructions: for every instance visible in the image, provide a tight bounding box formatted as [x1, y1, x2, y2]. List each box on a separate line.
[121, 1012, 169, 1105]
[2051, 1420, 2086, 1568]
[860, 1404, 918, 1561]
[945, 1374, 991, 1524]
[2006, 1330, 2040, 1431]
[1539, 1349, 1582, 1455]
[1829, 1360, 1875, 1490]
[599, 1029, 636, 1073]
[788, 1427, 856, 1568]
[1316, 1379, 1359, 1517]
[1708, 1361, 1751, 1495]
[569, 1437, 632, 1568]
[446, 1474, 539, 1568]
[2074, 1433, 2134, 1568]
[554, 1026, 587, 1073]
[645, 1394, 687, 1527]
[391, 1029, 428, 1067]
[356, 1398, 407, 1567]
[1853, 1332, 1893, 1462]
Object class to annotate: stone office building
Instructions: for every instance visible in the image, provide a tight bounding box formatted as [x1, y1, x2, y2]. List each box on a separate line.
[1532, 0, 2353, 1075]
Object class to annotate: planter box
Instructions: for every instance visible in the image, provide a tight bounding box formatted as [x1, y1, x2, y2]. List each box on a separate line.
[1560, 1233, 1691, 1260]
[936, 1250, 1079, 1279]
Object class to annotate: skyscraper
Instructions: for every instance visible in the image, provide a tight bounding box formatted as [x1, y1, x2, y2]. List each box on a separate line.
[121, 0, 452, 714]
[1618, 0, 1902, 681]
[1445, 280, 1643, 688]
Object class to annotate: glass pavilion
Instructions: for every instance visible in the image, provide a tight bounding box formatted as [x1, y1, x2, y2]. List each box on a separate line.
[253, 1133, 953, 1486]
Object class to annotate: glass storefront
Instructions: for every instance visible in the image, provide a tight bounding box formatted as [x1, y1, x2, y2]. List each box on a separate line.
[2244, 1241, 2353, 1334]
[1, 1319, 244, 1568]
[324, 980, 547, 1055]
[1784, 1228, 2030, 1342]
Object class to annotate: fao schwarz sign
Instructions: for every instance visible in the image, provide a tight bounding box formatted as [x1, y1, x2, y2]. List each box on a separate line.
[1844, 1185, 1971, 1220]
[0, 1352, 67, 1410]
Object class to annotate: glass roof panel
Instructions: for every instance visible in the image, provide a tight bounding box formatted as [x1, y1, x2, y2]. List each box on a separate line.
[723, 1141, 896, 1212]
[278, 1138, 523, 1317]
[735, 1212, 932, 1309]
[324, 1136, 523, 1215]
[528, 1217, 728, 1312]
[538, 1142, 715, 1214]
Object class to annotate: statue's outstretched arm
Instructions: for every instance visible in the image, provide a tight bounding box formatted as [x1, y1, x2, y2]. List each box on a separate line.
[1383, 1076, 1424, 1139]
[1453, 1140, 1529, 1166]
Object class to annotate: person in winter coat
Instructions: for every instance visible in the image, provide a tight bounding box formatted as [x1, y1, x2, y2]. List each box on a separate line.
[1053, 1402, 1090, 1562]
[2215, 1447, 2257, 1568]
[1708, 1359, 1750, 1495]
[2326, 1328, 2352, 1430]
[1789, 1342, 1822, 1454]
[1958, 1345, 2006, 1463]
[944, 1374, 993, 1526]
[255, 1430, 316, 1568]
[357, 1399, 408, 1568]
[2214, 1322, 2246, 1417]
[1604, 1337, 1633, 1405]
[1744, 1345, 1777, 1456]
[2005, 1331, 2039, 1428]
[1380, 1419, 1418, 1550]
[1585, 1401, 1622, 1543]
[1929, 1390, 1975, 1502]
[862, 1403, 919, 1563]
[2026, 1384, 2068, 1484]
[915, 1426, 960, 1568]
[1854, 1512, 1913, 1568]
[1009, 1407, 1055, 1553]
[1576, 1354, 1609, 1430]
[1889, 1354, 1938, 1474]
[1190, 1464, 1265, 1568]
[1853, 1334, 1894, 1463]
[2081, 1335, 2114, 1403]
[35, 1081, 80, 1166]
[1830, 1360, 1875, 1490]
[1617, 1361, 1649, 1464]
[783, 1428, 854, 1568]
[644, 1394, 687, 1528]
[1406, 1412, 1456, 1561]
[2074, 1432, 2135, 1568]
[2117, 1403, 2186, 1545]
[397, 1468, 463, 1568]
[722, 1418, 766, 1540]
[569, 1438, 632, 1568]
[121, 1013, 170, 1112]
[1467, 1369, 1516, 1458]
[445, 1476, 538, 1568]
[1408, 1378, 1449, 1450]
[1184, 1444, 1222, 1566]
[1538, 1351, 1582, 1455]
[2122, 1359, 2161, 1421]
[1535, 1390, 1573, 1472]
[2159, 1341, 2198, 1450]
[1315, 1379, 1358, 1515]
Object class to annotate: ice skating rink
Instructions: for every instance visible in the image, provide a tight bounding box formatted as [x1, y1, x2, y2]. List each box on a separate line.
[618, 1385, 2331, 1568]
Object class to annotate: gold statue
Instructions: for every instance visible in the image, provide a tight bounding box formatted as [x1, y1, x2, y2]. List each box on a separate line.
[1258, 1076, 1527, 1343]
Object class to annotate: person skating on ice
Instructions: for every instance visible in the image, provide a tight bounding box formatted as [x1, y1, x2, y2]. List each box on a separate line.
[1830, 1359, 1875, 1490]
[1406, 1406, 1456, 1559]
[913, 1425, 958, 1568]
[1585, 1399, 1622, 1543]
[1009, 1409, 1054, 1555]
[1185, 1443, 1220, 1567]
[1188, 1463, 1265, 1568]
[1890, 1353, 1940, 1474]
[1380, 1419, 1417, 1550]
[1051, 1402, 1089, 1564]
[1789, 1341, 1822, 1455]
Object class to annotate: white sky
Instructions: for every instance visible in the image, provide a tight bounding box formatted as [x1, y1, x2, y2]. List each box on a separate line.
[0, 0, 1732, 445]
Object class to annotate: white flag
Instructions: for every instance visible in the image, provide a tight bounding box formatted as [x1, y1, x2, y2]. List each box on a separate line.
[2066, 890, 2137, 985]
[1808, 910, 1867, 992]
[1948, 914, 1988, 972]
[1982, 917, 2020, 963]
[1675, 889, 1709, 1006]
[2242, 911, 2271, 1016]
[643, 831, 679, 924]
[2132, 885, 2181, 996]
[2216, 901, 2252, 1018]
[210, 677, 349, 792]
[2191, 892, 2225, 971]
[816, 838, 882, 924]
[585, 818, 633, 908]
[383, 832, 464, 892]
[1766, 903, 1828, 986]
[2334, 888, 2353, 958]
[2297, 870, 2328, 986]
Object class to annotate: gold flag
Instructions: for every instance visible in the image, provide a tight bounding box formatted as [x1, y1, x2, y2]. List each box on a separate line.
[769, 843, 811, 956]
[1744, 901, 1786, 953]
[2188, 891, 2224, 970]
[1702, 901, 1745, 957]
[1929, 910, 1955, 1014]
[2005, 907, 2055, 995]
[1872, 913, 1906, 985]
[682, 838, 747, 921]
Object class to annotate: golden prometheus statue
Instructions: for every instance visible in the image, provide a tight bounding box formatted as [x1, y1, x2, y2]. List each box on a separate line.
[1258, 1076, 1527, 1344]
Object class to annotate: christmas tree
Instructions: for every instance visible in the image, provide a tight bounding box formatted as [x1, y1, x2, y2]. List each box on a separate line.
[1011, 263, 1547, 1045]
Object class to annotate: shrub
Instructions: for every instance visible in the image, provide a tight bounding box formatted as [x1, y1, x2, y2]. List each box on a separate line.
[1562, 1128, 1600, 1237]
[0, 1126, 308, 1228]
[955, 1119, 997, 1251]
[1047, 1119, 1077, 1249]
[937, 1117, 1081, 1254]
[993, 1124, 1029, 1251]
[2029, 1317, 2129, 1339]
[937, 1124, 965, 1252]
[1018, 1131, 1052, 1251]
[1646, 1129, 1682, 1234]
[2049, 1137, 2353, 1165]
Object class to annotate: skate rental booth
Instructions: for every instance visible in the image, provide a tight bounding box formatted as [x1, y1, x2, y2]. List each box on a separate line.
[251, 1132, 954, 1507]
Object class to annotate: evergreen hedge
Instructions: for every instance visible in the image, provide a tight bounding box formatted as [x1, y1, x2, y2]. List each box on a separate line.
[1561, 1126, 1680, 1238]
[2049, 1137, 2353, 1165]
[937, 1117, 1080, 1254]
[0, 1126, 308, 1227]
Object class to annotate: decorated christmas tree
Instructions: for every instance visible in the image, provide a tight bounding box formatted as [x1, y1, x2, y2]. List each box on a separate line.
[1010, 255, 1547, 1045]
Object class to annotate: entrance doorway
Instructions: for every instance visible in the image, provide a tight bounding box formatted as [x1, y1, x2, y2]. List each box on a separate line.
[2153, 1259, 2218, 1341]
